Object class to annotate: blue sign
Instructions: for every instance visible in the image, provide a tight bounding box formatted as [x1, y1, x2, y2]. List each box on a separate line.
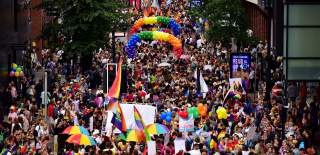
[190, 0, 202, 8]
[230, 53, 251, 79]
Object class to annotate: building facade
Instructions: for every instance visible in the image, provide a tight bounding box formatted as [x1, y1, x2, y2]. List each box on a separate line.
[0, 0, 43, 84]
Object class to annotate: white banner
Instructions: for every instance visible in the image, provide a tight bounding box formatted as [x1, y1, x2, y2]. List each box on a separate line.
[174, 139, 186, 154]
[179, 116, 194, 132]
[147, 141, 156, 155]
[108, 104, 156, 132]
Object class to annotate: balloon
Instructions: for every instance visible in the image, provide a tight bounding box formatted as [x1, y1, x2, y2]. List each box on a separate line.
[199, 107, 207, 117]
[193, 107, 198, 113]
[128, 31, 182, 59]
[15, 72, 19, 77]
[19, 71, 24, 77]
[187, 108, 192, 115]
[198, 103, 204, 109]
[12, 63, 17, 69]
[216, 107, 228, 119]
[193, 110, 199, 119]
[9, 71, 15, 77]
[178, 110, 188, 119]
[167, 111, 172, 117]
[130, 16, 180, 36]
[16, 67, 22, 72]
[165, 116, 171, 123]
[160, 113, 166, 120]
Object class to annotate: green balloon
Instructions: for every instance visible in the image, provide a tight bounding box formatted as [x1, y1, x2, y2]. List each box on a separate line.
[193, 110, 199, 119]
[193, 107, 198, 113]
[163, 18, 170, 25]
[16, 67, 22, 72]
[188, 108, 192, 114]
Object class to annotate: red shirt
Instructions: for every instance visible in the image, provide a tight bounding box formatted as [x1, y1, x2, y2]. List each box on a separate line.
[139, 91, 147, 97]
[127, 94, 134, 102]
[48, 104, 55, 117]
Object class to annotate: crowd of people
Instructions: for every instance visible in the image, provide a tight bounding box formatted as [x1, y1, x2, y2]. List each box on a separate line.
[0, 0, 319, 154]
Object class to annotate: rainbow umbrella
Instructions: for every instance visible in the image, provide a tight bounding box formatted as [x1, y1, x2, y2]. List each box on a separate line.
[126, 129, 145, 142]
[62, 126, 90, 135]
[66, 134, 96, 146]
[146, 123, 169, 135]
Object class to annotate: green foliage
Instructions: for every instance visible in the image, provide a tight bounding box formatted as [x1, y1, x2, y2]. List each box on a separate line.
[41, 0, 131, 57]
[190, 0, 250, 44]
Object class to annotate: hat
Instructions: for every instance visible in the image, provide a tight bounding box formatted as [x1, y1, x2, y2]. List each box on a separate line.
[233, 133, 243, 138]
[92, 129, 100, 136]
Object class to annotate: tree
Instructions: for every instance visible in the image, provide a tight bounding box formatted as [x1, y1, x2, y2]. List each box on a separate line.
[190, 0, 250, 44]
[41, 0, 130, 62]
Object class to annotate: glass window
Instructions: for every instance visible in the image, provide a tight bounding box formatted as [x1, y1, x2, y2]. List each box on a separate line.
[288, 59, 320, 80]
[288, 28, 320, 57]
[288, 5, 320, 26]
[284, 4, 287, 26]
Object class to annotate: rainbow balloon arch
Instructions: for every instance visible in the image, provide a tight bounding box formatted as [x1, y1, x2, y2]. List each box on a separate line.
[129, 16, 181, 36]
[126, 15, 183, 59]
[126, 31, 183, 59]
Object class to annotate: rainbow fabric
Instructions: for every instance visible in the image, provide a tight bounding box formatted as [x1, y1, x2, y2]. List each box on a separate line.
[133, 106, 151, 141]
[107, 97, 118, 113]
[111, 103, 127, 132]
[107, 60, 122, 99]
[223, 82, 243, 102]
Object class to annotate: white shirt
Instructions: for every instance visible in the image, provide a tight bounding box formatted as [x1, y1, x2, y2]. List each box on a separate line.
[188, 150, 201, 155]
[196, 39, 202, 48]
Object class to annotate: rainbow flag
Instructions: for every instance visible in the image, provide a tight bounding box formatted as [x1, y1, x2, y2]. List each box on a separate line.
[133, 106, 151, 141]
[111, 103, 127, 132]
[107, 60, 122, 99]
[107, 97, 119, 113]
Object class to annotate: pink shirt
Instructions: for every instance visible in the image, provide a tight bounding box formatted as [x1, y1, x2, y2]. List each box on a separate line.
[8, 112, 18, 121]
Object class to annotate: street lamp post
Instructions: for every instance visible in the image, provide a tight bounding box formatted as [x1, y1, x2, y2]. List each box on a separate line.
[112, 29, 116, 63]
[44, 71, 48, 120]
[41, 69, 49, 121]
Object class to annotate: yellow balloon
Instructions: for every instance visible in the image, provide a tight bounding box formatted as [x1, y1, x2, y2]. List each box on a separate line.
[162, 33, 169, 42]
[15, 72, 19, 77]
[216, 107, 228, 119]
[12, 63, 17, 68]
[152, 32, 160, 40]
[144, 17, 157, 25]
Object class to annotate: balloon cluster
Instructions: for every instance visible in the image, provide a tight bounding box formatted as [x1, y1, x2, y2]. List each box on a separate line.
[126, 31, 182, 59]
[129, 16, 181, 36]
[9, 63, 24, 77]
[178, 104, 209, 119]
[160, 111, 172, 123]
[216, 107, 228, 120]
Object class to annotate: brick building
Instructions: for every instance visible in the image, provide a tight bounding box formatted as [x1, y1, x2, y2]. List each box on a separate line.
[0, 0, 44, 84]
